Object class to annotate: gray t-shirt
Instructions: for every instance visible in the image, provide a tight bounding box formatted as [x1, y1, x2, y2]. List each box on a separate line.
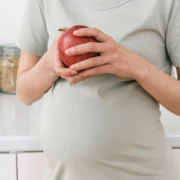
[17, 0, 180, 179]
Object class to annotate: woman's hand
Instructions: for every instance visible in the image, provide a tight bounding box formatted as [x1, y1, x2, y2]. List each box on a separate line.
[65, 28, 149, 81]
[45, 30, 86, 84]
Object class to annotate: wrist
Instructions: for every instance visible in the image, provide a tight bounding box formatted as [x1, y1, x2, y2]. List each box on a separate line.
[132, 56, 152, 81]
[41, 53, 58, 79]
[134, 66, 150, 81]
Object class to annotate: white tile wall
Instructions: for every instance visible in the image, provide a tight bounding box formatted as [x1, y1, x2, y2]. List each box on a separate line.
[0, 0, 26, 44]
[0, 93, 42, 136]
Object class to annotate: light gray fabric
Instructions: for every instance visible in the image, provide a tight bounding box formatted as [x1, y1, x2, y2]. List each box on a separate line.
[17, 0, 180, 179]
[17, 0, 49, 56]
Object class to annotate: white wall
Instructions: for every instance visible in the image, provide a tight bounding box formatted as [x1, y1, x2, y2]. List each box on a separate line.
[0, 0, 26, 44]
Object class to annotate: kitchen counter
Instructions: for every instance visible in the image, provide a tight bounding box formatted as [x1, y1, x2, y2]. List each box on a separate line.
[0, 132, 180, 153]
[0, 93, 180, 152]
[0, 93, 42, 152]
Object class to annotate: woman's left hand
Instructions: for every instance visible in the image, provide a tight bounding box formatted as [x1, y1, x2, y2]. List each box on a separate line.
[65, 28, 180, 115]
[65, 27, 149, 83]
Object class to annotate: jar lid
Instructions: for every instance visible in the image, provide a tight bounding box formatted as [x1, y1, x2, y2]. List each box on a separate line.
[2, 44, 20, 57]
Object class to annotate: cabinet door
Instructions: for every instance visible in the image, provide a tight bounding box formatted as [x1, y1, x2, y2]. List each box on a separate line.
[0, 154, 16, 180]
[173, 149, 180, 177]
[18, 153, 45, 180]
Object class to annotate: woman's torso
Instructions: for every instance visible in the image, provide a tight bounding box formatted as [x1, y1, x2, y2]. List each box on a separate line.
[40, 0, 178, 179]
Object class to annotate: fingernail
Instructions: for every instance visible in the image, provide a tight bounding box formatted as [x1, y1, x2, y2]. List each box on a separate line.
[73, 30, 78, 35]
[71, 70, 78, 75]
[70, 65, 76, 70]
[65, 49, 71, 55]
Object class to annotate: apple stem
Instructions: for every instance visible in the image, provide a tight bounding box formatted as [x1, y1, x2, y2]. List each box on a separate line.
[58, 28, 68, 32]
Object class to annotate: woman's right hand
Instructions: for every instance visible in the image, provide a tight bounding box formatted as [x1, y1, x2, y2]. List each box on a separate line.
[44, 31, 86, 84]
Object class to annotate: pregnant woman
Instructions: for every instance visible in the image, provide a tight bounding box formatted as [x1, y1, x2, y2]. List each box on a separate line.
[16, 0, 180, 179]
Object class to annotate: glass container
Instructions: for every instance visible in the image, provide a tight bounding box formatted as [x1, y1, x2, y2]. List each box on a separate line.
[0, 44, 20, 94]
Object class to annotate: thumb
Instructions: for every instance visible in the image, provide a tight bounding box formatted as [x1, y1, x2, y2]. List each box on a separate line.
[54, 27, 69, 69]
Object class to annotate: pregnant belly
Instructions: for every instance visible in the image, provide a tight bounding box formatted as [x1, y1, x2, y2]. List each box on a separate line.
[41, 98, 129, 163]
[40, 79, 163, 168]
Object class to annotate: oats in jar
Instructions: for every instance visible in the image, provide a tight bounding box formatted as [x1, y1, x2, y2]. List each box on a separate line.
[0, 45, 20, 94]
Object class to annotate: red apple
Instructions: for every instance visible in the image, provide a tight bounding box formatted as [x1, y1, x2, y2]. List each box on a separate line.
[58, 25, 99, 68]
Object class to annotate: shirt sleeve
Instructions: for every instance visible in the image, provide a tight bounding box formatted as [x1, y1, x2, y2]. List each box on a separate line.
[16, 0, 49, 56]
[166, 0, 180, 67]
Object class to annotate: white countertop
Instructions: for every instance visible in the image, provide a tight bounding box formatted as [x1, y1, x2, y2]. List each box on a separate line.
[0, 93, 42, 152]
[0, 93, 180, 152]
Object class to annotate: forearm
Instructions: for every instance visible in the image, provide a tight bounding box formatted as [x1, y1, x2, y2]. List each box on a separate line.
[16, 54, 58, 105]
[137, 62, 180, 115]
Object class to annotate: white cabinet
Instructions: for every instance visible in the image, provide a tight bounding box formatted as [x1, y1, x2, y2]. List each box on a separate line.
[18, 153, 46, 180]
[0, 154, 16, 180]
[173, 150, 180, 177]
[0, 151, 179, 180]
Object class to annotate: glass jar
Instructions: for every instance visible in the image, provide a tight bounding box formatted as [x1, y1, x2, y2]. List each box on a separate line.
[0, 46, 2, 57]
[0, 44, 20, 94]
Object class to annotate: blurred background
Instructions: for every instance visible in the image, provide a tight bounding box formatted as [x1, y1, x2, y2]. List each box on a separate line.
[0, 0, 25, 44]
[0, 0, 179, 180]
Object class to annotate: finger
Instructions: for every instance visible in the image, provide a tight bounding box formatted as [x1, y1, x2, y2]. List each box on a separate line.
[62, 75, 85, 84]
[54, 30, 78, 74]
[55, 59, 78, 76]
[79, 64, 110, 77]
[73, 28, 110, 42]
[66, 42, 108, 56]
[54, 52, 78, 76]
[56, 67, 77, 77]
[55, 30, 66, 51]
[70, 56, 110, 71]
[54, 47, 78, 76]
[54, 51, 62, 70]
[54, 31, 66, 69]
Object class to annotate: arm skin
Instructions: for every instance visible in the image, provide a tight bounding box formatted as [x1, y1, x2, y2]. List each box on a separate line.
[16, 31, 80, 105]
[16, 51, 59, 105]
[135, 65, 180, 116]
